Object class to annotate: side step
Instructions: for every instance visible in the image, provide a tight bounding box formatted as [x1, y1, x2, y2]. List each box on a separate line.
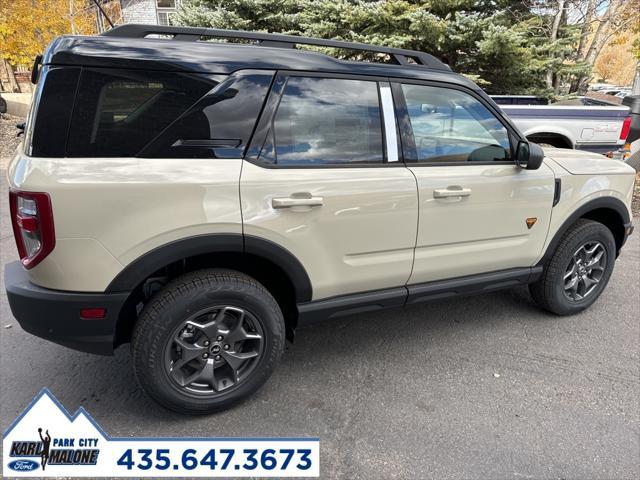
[297, 267, 542, 326]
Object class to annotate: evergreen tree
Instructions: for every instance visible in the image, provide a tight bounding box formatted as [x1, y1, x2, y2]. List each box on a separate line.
[173, 0, 557, 95]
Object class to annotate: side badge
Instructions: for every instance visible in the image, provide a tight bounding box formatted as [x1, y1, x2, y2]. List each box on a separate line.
[526, 217, 537, 229]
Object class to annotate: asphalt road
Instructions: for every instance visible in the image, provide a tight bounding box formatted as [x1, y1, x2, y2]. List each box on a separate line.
[1, 148, 639, 479]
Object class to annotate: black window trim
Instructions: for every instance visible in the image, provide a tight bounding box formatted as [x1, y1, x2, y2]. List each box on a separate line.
[391, 78, 523, 167]
[244, 70, 405, 169]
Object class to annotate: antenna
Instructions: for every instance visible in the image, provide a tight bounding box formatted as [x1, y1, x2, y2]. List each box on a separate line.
[91, 0, 115, 29]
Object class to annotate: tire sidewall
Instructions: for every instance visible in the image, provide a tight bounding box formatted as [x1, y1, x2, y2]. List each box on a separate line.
[548, 223, 616, 314]
[133, 274, 284, 413]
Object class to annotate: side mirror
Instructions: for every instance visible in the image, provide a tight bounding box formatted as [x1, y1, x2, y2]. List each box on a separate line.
[515, 140, 544, 170]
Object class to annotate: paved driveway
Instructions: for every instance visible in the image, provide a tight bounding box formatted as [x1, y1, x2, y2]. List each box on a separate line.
[1, 147, 638, 479]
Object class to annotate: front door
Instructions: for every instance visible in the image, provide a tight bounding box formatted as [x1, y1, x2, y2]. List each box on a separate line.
[241, 74, 418, 301]
[393, 81, 555, 285]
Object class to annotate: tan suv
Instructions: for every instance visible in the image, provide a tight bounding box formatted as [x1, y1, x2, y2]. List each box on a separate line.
[5, 25, 636, 414]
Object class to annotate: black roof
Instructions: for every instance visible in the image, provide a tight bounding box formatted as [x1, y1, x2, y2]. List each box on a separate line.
[43, 24, 477, 89]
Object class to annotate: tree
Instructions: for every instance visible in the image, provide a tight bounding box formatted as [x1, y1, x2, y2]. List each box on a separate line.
[594, 32, 640, 86]
[568, 0, 640, 92]
[173, 0, 304, 33]
[174, 0, 544, 94]
[173, 1, 640, 95]
[0, 0, 95, 68]
[545, 0, 567, 88]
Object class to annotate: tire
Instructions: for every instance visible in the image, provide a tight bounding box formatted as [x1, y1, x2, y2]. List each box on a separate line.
[132, 269, 285, 414]
[529, 219, 616, 315]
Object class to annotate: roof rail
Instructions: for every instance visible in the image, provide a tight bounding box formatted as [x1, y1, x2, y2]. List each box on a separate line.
[102, 24, 450, 71]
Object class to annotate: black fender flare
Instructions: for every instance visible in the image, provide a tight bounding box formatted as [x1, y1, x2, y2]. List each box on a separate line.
[537, 196, 631, 266]
[106, 233, 313, 302]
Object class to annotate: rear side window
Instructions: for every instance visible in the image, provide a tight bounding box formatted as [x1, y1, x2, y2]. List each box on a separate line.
[139, 71, 274, 158]
[67, 69, 218, 157]
[260, 76, 384, 165]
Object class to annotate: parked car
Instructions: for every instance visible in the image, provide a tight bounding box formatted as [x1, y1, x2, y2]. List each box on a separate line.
[499, 103, 630, 153]
[0, 93, 6, 114]
[589, 83, 616, 91]
[5, 25, 636, 414]
[490, 95, 630, 153]
[600, 88, 631, 97]
[612, 95, 640, 168]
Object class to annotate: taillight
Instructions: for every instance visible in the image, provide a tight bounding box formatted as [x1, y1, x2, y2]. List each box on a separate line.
[620, 116, 631, 140]
[9, 190, 55, 269]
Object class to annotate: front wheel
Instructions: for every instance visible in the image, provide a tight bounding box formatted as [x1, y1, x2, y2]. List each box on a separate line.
[529, 219, 616, 315]
[132, 269, 285, 414]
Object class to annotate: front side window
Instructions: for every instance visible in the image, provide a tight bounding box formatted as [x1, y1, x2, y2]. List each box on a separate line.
[401, 84, 511, 163]
[263, 76, 384, 165]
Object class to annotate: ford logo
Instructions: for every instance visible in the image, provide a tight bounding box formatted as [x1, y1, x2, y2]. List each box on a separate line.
[8, 459, 39, 471]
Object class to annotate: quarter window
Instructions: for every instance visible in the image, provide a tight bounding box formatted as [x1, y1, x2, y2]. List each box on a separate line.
[67, 69, 216, 157]
[401, 84, 511, 163]
[264, 77, 384, 165]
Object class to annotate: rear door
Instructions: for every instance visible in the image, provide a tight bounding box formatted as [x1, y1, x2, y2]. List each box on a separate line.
[241, 73, 418, 301]
[392, 81, 555, 285]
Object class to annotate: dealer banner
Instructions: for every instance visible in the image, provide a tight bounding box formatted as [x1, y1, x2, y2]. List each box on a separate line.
[3, 389, 319, 477]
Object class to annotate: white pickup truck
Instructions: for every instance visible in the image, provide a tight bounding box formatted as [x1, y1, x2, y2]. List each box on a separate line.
[498, 104, 630, 154]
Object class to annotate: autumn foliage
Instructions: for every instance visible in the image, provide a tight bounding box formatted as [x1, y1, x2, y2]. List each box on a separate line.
[0, 0, 96, 67]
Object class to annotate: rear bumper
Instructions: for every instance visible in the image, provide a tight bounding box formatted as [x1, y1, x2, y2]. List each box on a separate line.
[4, 261, 129, 355]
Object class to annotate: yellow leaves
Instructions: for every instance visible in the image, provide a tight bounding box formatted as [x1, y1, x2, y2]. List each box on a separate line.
[594, 33, 639, 85]
[0, 0, 96, 67]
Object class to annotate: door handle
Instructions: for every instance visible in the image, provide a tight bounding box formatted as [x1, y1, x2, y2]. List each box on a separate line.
[272, 195, 324, 209]
[433, 186, 472, 198]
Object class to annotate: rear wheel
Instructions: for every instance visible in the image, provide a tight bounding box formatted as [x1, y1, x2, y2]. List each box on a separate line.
[132, 269, 285, 414]
[530, 219, 616, 315]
